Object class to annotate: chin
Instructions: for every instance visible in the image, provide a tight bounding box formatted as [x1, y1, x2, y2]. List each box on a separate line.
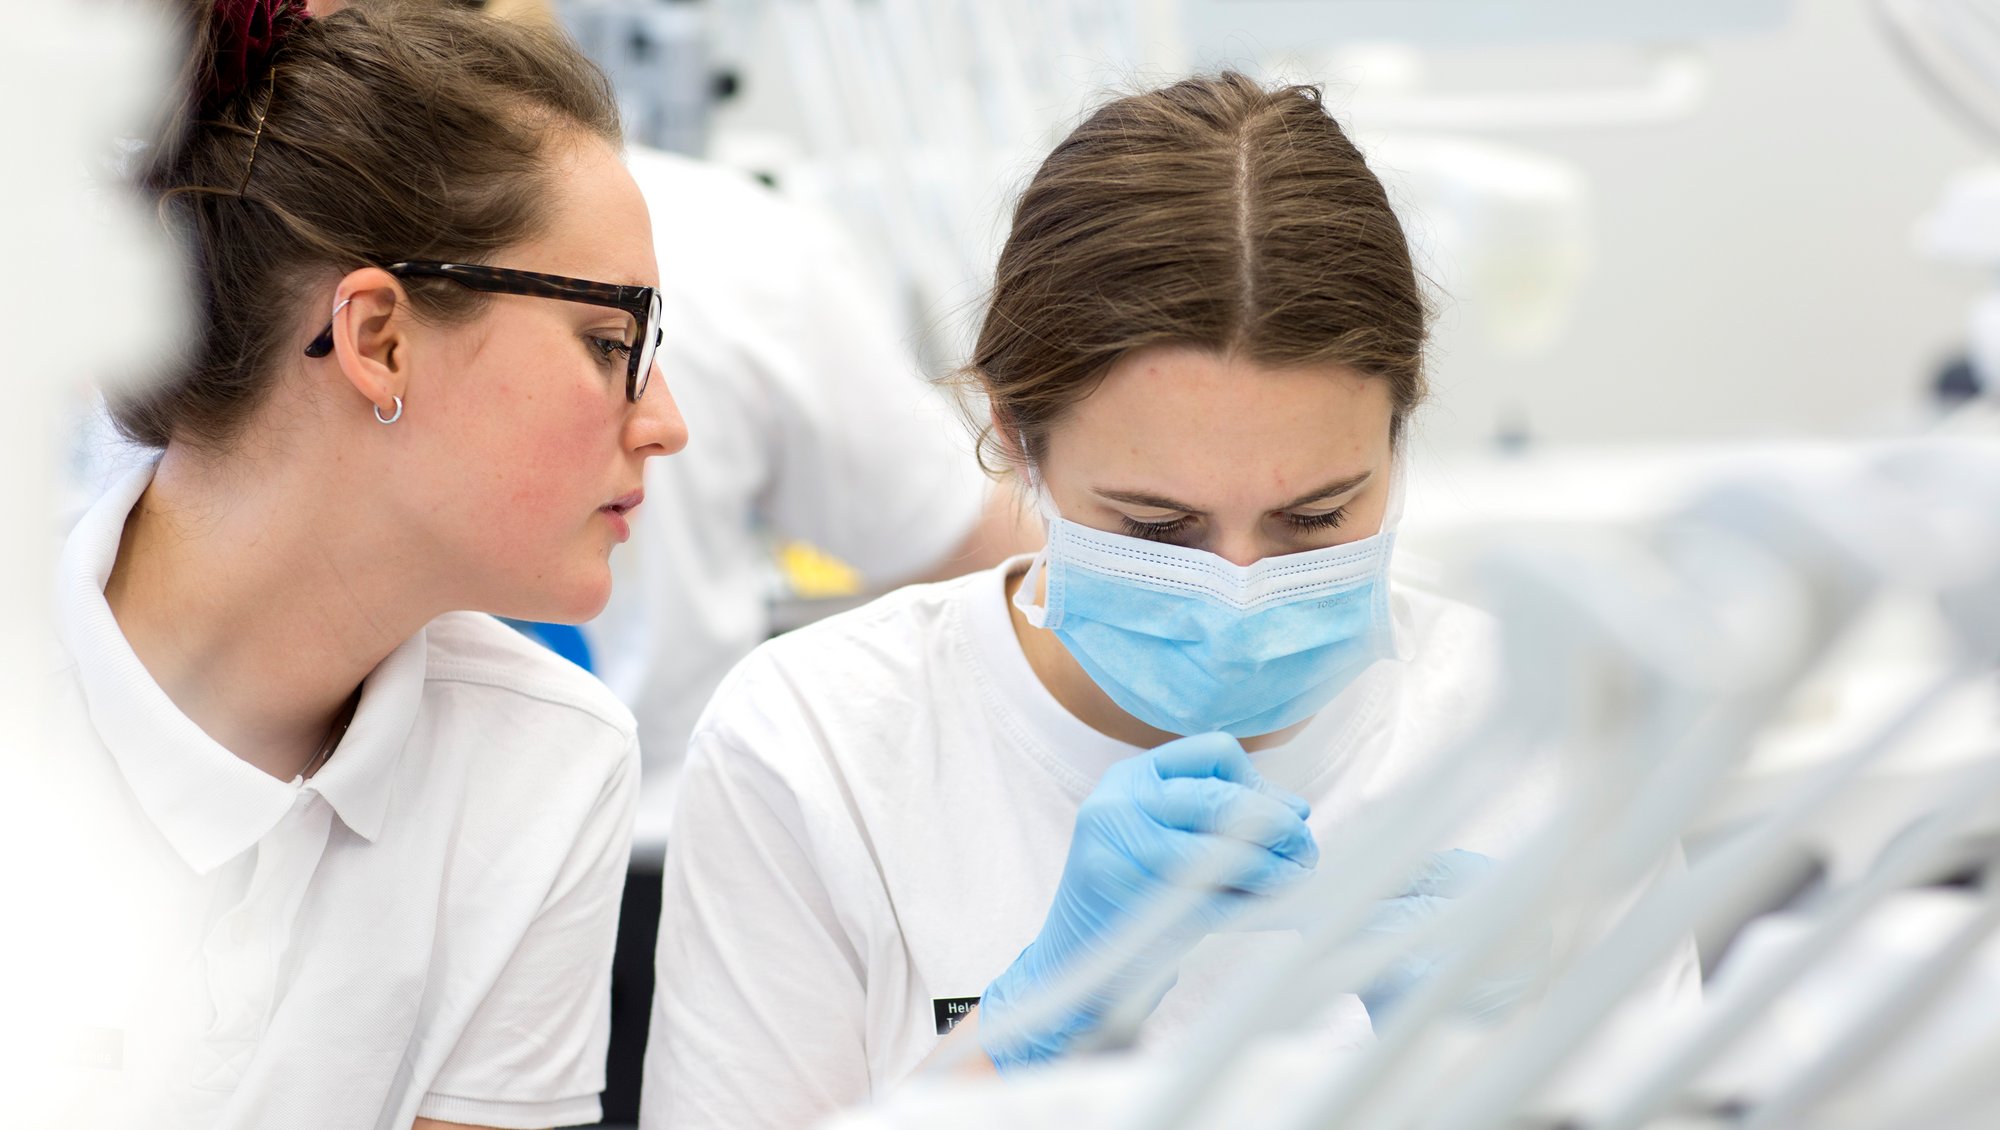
[491, 565, 614, 626]
[548, 575, 615, 625]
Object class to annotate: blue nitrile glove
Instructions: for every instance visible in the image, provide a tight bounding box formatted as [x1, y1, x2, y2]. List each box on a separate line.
[1357, 849, 1547, 1026]
[979, 731, 1319, 1070]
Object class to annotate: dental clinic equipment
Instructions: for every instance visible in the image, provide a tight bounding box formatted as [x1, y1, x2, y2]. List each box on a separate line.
[1881, 0, 2000, 147]
[707, 0, 1786, 417]
[827, 438, 2000, 1130]
[708, 0, 1144, 368]
[1891, 0, 2000, 419]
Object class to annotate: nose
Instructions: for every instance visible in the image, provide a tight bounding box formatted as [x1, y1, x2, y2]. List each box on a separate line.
[1206, 528, 1268, 568]
[626, 362, 688, 457]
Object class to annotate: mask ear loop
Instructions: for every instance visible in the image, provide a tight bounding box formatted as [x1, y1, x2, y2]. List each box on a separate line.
[1011, 553, 1052, 628]
[1374, 443, 1415, 661]
[1015, 433, 1063, 524]
[1012, 433, 1060, 628]
[1380, 442, 1411, 535]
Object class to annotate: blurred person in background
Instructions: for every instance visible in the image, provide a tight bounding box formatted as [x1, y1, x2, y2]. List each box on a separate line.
[590, 142, 1038, 838]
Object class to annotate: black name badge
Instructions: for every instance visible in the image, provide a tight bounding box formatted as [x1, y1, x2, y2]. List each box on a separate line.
[932, 996, 981, 1036]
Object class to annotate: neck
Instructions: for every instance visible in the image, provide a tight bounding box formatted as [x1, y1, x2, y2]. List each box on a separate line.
[1004, 564, 1301, 753]
[103, 444, 439, 780]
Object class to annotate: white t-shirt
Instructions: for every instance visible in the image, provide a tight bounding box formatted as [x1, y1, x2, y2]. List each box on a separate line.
[35, 466, 640, 1130]
[640, 558, 1701, 1130]
[585, 149, 991, 848]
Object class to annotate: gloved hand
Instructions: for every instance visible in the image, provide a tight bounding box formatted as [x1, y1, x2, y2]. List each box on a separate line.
[979, 731, 1319, 1070]
[1356, 849, 1547, 1026]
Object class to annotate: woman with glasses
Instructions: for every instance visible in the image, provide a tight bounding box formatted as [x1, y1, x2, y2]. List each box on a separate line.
[44, 1, 682, 1127]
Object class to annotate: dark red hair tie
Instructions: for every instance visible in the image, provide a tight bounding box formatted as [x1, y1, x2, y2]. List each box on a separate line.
[206, 0, 309, 107]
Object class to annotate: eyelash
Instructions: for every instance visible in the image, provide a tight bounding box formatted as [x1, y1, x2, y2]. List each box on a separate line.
[1120, 515, 1195, 542]
[1118, 508, 1347, 542]
[1290, 509, 1347, 532]
[586, 336, 632, 368]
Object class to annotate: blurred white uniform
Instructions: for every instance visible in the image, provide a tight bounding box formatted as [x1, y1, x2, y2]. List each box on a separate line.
[640, 561, 1703, 1130]
[588, 148, 990, 847]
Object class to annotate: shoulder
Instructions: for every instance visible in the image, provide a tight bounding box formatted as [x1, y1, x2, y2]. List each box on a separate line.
[711, 571, 980, 706]
[420, 612, 638, 761]
[674, 572, 998, 861]
[690, 573, 985, 761]
[1396, 585, 1501, 668]
[1388, 584, 1505, 720]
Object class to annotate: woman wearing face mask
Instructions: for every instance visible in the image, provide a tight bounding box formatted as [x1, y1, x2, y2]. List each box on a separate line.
[640, 73, 1698, 1129]
[39, 1, 684, 1127]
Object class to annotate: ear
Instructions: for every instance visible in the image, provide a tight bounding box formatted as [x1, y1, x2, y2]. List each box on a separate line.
[323, 267, 410, 418]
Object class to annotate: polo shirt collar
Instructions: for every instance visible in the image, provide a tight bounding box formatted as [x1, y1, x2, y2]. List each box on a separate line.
[307, 631, 424, 844]
[57, 465, 426, 874]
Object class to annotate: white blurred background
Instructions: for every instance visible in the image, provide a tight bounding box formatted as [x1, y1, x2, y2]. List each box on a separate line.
[604, 0, 1993, 452]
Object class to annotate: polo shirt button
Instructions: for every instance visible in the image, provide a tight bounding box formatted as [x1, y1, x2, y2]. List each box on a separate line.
[229, 919, 252, 946]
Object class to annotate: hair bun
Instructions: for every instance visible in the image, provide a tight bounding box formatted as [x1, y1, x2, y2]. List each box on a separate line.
[204, 0, 309, 106]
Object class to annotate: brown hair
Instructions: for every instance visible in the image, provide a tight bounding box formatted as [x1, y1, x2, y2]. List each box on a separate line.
[118, 0, 621, 450]
[964, 71, 1428, 473]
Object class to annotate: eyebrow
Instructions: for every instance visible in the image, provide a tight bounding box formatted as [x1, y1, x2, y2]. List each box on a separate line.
[1094, 470, 1374, 515]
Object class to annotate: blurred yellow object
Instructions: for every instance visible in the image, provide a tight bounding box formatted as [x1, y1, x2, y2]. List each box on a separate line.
[778, 540, 865, 598]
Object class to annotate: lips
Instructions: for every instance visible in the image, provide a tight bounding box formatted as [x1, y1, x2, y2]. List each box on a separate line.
[599, 489, 642, 542]
[601, 489, 644, 517]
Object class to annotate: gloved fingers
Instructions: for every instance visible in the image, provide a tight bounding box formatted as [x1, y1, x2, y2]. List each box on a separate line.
[1263, 781, 1313, 822]
[1116, 882, 1270, 939]
[1213, 888, 1315, 933]
[1359, 953, 1441, 1024]
[1149, 731, 1256, 781]
[1359, 891, 1455, 936]
[1147, 732, 1311, 819]
[1137, 775, 1319, 867]
[1147, 829, 1316, 897]
[1357, 851, 1499, 935]
[1395, 849, 1495, 900]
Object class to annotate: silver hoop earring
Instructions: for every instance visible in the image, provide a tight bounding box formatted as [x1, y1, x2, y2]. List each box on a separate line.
[374, 395, 403, 425]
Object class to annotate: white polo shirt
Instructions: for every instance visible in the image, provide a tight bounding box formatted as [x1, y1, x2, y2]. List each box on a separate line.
[34, 466, 641, 1130]
[640, 560, 1701, 1130]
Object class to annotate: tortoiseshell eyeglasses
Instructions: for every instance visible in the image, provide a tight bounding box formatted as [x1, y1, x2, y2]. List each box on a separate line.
[304, 260, 663, 402]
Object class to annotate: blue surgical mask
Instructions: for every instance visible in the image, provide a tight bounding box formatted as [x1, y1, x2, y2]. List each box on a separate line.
[1013, 468, 1403, 738]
